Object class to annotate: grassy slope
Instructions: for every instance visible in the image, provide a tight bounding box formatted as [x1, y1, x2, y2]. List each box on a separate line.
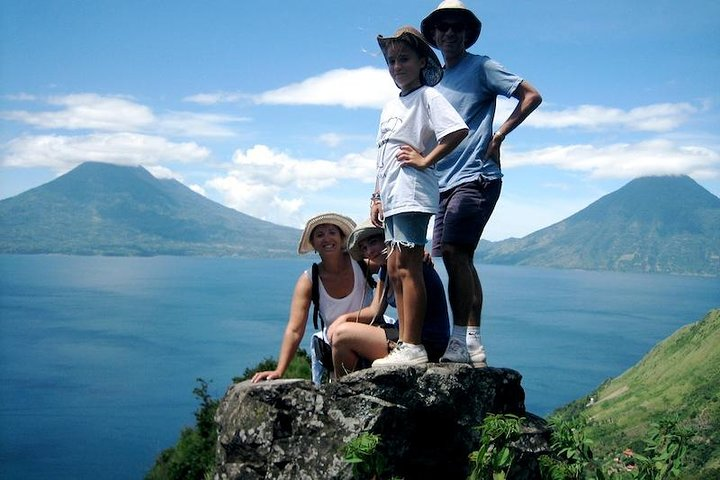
[555, 309, 720, 474]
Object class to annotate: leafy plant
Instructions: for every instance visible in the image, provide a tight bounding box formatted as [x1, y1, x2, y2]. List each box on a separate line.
[468, 413, 524, 480]
[539, 416, 604, 480]
[145, 378, 219, 480]
[342, 432, 396, 480]
[604, 417, 692, 479]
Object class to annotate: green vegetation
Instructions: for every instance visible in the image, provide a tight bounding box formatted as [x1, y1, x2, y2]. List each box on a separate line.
[537, 415, 694, 479]
[468, 413, 524, 480]
[145, 379, 218, 480]
[146, 351, 311, 480]
[340, 413, 692, 479]
[341, 432, 398, 480]
[551, 309, 720, 478]
[232, 348, 312, 383]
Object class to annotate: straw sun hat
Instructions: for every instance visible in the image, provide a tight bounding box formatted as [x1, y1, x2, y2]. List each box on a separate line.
[377, 26, 443, 87]
[297, 213, 357, 255]
[347, 219, 385, 261]
[421, 0, 482, 49]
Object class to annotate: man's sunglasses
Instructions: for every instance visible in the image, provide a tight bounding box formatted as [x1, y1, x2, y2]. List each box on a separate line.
[435, 21, 465, 33]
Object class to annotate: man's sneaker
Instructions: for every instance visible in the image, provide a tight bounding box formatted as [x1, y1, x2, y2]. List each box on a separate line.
[467, 345, 488, 368]
[439, 338, 471, 364]
[372, 342, 428, 367]
[440, 339, 488, 367]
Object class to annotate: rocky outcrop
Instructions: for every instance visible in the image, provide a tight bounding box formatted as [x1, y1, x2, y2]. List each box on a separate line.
[215, 364, 550, 479]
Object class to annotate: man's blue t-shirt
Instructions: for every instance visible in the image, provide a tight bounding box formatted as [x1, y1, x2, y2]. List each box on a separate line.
[435, 53, 523, 191]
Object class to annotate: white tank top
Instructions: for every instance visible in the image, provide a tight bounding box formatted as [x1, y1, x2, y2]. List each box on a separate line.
[306, 259, 374, 341]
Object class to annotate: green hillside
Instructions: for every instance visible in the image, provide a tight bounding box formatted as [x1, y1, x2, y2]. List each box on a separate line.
[554, 309, 720, 477]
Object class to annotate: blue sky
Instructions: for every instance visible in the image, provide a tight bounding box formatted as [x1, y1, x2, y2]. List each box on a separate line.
[1, 0, 719, 240]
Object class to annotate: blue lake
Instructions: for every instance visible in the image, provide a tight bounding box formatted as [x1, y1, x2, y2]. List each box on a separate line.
[0, 255, 718, 479]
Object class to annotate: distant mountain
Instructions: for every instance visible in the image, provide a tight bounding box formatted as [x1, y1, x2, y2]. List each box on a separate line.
[0, 162, 301, 257]
[477, 175, 720, 276]
[553, 309, 720, 477]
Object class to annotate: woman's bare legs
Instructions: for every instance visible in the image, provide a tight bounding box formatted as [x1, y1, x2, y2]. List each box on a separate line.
[332, 322, 390, 378]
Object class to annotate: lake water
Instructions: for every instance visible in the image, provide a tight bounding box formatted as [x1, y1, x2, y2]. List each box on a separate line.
[0, 255, 718, 480]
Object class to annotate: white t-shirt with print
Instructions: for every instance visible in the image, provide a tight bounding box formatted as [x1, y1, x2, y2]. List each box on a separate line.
[376, 86, 467, 217]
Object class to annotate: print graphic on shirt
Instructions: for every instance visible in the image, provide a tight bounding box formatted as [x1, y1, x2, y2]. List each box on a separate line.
[377, 116, 403, 171]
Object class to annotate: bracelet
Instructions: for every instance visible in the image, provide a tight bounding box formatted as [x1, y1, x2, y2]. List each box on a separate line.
[493, 131, 505, 141]
[370, 192, 381, 204]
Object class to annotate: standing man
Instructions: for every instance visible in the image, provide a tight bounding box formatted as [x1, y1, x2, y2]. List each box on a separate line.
[420, 0, 542, 366]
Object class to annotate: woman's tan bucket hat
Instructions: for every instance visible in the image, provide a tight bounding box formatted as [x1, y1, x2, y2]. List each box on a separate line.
[297, 213, 356, 255]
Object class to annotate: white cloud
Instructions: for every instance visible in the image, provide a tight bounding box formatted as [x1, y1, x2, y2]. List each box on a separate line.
[517, 100, 698, 132]
[318, 132, 373, 148]
[205, 144, 376, 224]
[157, 111, 249, 137]
[505, 138, 720, 179]
[254, 67, 396, 109]
[1, 93, 155, 131]
[145, 164, 180, 180]
[189, 184, 207, 196]
[1, 93, 247, 138]
[1, 133, 209, 170]
[229, 144, 375, 190]
[319, 133, 343, 148]
[206, 174, 305, 225]
[182, 92, 250, 105]
[2, 93, 37, 101]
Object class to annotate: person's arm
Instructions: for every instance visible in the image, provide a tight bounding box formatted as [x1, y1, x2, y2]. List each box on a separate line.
[485, 80, 542, 165]
[327, 277, 389, 343]
[396, 128, 468, 170]
[252, 273, 312, 382]
[370, 189, 384, 228]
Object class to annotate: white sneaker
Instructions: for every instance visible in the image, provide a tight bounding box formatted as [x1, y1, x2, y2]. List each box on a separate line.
[439, 338, 470, 364]
[467, 345, 488, 368]
[440, 339, 488, 367]
[372, 342, 428, 367]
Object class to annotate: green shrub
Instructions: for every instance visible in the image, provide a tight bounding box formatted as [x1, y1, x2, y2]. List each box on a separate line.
[233, 348, 312, 383]
[148, 351, 312, 479]
[468, 413, 524, 480]
[145, 378, 218, 480]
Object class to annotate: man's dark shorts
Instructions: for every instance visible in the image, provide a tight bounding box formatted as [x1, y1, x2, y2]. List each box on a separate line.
[432, 177, 502, 257]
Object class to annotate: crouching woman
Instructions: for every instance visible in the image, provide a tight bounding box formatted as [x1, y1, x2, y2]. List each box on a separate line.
[251, 213, 374, 384]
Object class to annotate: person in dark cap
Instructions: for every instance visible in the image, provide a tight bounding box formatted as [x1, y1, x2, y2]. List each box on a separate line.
[421, 1, 543, 366]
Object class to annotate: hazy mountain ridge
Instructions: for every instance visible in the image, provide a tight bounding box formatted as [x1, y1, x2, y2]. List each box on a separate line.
[0, 162, 301, 257]
[477, 175, 720, 276]
[1, 165, 718, 273]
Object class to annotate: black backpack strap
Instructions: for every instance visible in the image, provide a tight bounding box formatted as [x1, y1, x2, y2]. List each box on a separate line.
[356, 259, 377, 289]
[311, 263, 323, 330]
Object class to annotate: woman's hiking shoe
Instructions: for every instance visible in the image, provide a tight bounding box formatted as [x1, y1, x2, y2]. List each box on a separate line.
[440, 338, 488, 367]
[372, 342, 428, 367]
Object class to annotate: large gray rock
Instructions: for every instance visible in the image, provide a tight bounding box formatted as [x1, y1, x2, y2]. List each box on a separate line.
[215, 364, 549, 479]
